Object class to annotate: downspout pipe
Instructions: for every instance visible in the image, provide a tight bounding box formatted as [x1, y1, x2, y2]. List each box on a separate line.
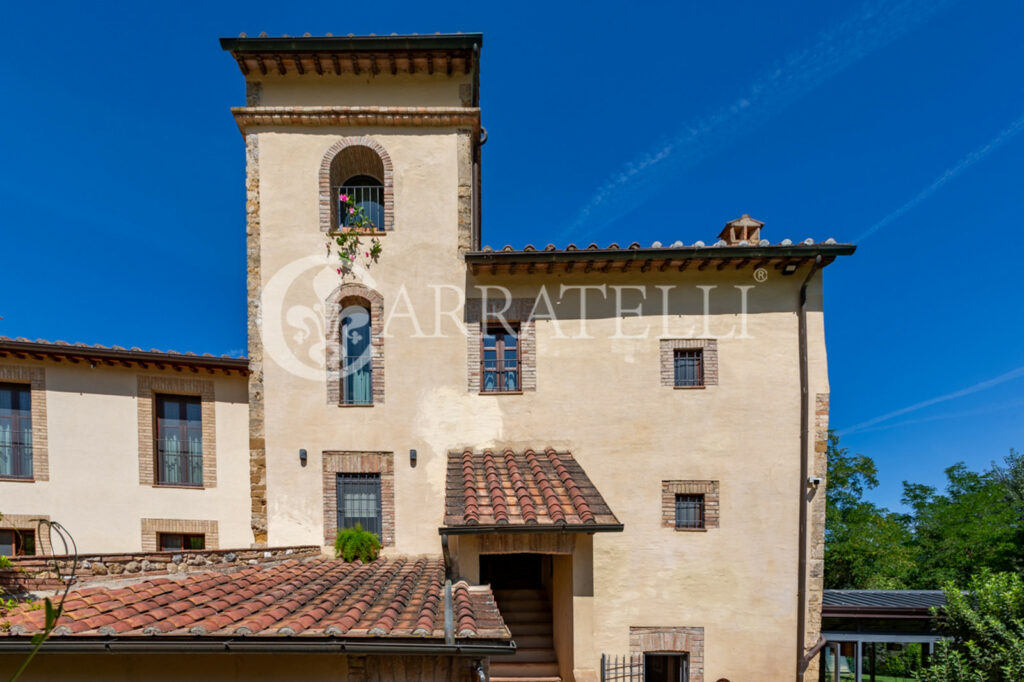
[444, 579, 455, 646]
[796, 254, 822, 681]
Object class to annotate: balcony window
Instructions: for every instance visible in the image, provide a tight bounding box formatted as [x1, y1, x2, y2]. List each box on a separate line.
[337, 175, 384, 231]
[156, 395, 203, 486]
[0, 383, 32, 479]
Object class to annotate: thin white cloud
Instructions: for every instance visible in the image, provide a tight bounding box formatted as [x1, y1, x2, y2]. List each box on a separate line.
[557, 0, 960, 244]
[844, 396, 1024, 437]
[857, 112, 1024, 242]
[840, 365, 1024, 436]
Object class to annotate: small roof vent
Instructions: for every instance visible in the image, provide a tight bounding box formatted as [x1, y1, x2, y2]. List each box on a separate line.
[719, 214, 764, 246]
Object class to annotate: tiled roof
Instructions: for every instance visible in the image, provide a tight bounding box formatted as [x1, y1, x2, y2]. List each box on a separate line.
[443, 448, 621, 531]
[2, 557, 508, 641]
[823, 590, 947, 610]
[0, 337, 248, 373]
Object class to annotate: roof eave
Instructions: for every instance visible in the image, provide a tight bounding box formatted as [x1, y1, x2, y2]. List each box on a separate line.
[439, 523, 624, 536]
[465, 244, 856, 266]
[0, 339, 249, 374]
[0, 636, 515, 656]
[220, 34, 483, 54]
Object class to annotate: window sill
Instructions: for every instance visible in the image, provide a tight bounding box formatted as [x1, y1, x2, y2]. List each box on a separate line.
[673, 527, 708, 532]
[479, 391, 523, 396]
[673, 385, 707, 390]
[337, 402, 375, 408]
[330, 228, 387, 237]
[152, 483, 205, 490]
[0, 476, 35, 483]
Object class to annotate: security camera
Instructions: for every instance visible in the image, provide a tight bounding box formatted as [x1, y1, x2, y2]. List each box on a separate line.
[807, 476, 823, 487]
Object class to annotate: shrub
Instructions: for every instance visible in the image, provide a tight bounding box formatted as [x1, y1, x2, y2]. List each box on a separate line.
[334, 524, 381, 563]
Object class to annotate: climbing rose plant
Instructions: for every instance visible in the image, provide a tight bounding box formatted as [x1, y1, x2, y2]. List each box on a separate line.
[325, 192, 383, 278]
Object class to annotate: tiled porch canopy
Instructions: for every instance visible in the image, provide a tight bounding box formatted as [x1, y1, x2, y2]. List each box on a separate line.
[0, 556, 511, 650]
[442, 448, 622, 534]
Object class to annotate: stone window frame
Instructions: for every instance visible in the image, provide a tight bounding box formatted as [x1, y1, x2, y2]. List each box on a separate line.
[662, 481, 719, 531]
[325, 284, 385, 406]
[319, 136, 395, 233]
[0, 514, 52, 555]
[137, 376, 217, 488]
[322, 451, 395, 547]
[0, 365, 48, 482]
[466, 298, 536, 393]
[659, 339, 718, 389]
[630, 626, 705, 682]
[140, 518, 219, 553]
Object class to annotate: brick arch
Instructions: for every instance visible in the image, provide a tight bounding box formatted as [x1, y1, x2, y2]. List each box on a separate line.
[319, 137, 394, 233]
[325, 283, 384, 405]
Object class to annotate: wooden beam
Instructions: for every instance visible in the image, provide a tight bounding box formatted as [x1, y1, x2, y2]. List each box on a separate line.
[640, 259, 652, 273]
[527, 263, 536, 274]
[274, 55, 286, 75]
[389, 54, 397, 75]
[426, 53, 434, 74]
[351, 54, 361, 75]
[566, 261, 576, 273]
[312, 53, 323, 75]
[546, 261, 555, 274]
[584, 261, 594, 273]
[464, 52, 472, 75]
[256, 55, 267, 75]
[621, 260, 632, 273]
[659, 259, 671, 272]
[490, 263, 498, 275]
[370, 54, 379, 75]
[407, 53, 416, 74]
[331, 54, 341, 74]
[469, 263, 479, 276]
[600, 260, 613, 273]
[734, 258, 751, 270]
[716, 259, 731, 271]
[292, 55, 304, 75]
[509, 262, 518, 275]
[446, 54, 452, 75]
[236, 56, 250, 76]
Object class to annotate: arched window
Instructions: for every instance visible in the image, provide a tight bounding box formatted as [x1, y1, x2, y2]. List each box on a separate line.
[320, 138, 393, 233]
[341, 304, 372, 405]
[339, 174, 384, 231]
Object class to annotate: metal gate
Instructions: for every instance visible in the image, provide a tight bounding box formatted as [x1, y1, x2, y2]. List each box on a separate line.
[601, 654, 644, 682]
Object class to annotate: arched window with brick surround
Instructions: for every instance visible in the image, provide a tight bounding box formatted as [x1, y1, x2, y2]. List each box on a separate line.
[319, 137, 394, 233]
[326, 284, 384, 405]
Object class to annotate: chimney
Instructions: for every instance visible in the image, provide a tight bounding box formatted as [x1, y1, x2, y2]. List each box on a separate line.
[719, 214, 764, 246]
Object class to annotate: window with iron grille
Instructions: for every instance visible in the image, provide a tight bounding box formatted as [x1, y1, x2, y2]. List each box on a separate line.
[674, 494, 705, 529]
[481, 323, 520, 393]
[337, 174, 384, 231]
[158, 533, 206, 551]
[155, 395, 203, 487]
[337, 473, 383, 539]
[673, 349, 704, 387]
[0, 382, 33, 479]
[0, 529, 35, 556]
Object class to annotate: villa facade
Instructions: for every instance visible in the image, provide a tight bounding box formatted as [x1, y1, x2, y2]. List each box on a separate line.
[0, 33, 854, 682]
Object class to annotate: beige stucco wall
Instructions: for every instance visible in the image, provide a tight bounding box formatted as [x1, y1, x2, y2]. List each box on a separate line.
[0, 362, 252, 553]
[254, 72, 472, 107]
[0, 652, 484, 682]
[247, 70, 833, 681]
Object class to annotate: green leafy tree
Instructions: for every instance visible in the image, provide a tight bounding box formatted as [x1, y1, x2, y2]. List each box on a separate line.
[916, 571, 1024, 682]
[902, 464, 1020, 588]
[825, 432, 914, 589]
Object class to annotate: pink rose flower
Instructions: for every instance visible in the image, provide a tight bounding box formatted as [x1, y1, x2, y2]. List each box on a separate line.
[340, 194, 349, 202]
[349, 207, 355, 214]
[336, 268, 342, 274]
[365, 252, 370, 258]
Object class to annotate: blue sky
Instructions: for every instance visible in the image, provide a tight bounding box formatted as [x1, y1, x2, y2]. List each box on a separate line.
[1, 0, 1022, 510]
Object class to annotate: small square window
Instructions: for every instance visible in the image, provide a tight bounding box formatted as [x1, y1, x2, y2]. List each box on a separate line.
[481, 323, 520, 393]
[674, 494, 705, 529]
[0, 529, 35, 556]
[673, 350, 704, 387]
[158, 533, 205, 551]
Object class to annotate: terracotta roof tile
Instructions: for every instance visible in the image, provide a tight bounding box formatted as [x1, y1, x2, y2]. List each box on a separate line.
[2, 557, 508, 641]
[444, 448, 621, 530]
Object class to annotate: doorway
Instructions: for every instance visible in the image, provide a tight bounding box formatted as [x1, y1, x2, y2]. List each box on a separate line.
[645, 654, 689, 682]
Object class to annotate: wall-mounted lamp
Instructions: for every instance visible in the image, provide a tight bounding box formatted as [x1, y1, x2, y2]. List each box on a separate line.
[409, 449, 417, 467]
[299, 449, 307, 467]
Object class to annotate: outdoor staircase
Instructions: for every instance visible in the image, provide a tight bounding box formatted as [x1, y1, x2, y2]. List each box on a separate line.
[490, 588, 561, 682]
